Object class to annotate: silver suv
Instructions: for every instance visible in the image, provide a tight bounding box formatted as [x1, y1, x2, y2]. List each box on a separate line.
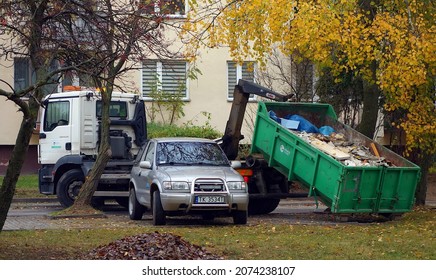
[128, 138, 249, 225]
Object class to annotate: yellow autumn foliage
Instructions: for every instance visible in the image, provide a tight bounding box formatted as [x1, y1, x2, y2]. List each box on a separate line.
[185, 0, 436, 154]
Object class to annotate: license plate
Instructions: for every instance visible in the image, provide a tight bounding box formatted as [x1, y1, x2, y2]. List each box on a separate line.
[195, 196, 225, 204]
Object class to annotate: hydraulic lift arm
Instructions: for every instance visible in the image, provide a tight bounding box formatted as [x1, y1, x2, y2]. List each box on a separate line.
[220, 79, 293, 160]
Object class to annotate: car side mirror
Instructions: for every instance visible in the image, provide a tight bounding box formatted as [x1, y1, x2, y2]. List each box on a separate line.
[230, 161, 242, 169]
[139, 160, 152, 169]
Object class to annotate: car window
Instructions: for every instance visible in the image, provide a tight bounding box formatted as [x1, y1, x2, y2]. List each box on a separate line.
[156, 142, 229, 166]
[144, 142, 155, 163]
[134, 140, 149, 164]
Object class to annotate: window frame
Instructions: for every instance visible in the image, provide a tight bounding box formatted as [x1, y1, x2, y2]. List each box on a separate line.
[14, 57, 35, 92]
[227, 61, 257, 101]
[43, 100, 71, 132]
[143, 0, 188, 18]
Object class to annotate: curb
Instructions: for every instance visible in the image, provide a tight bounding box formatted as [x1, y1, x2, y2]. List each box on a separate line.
[46, 213, 107, 219]
[12, 197, 59, 203]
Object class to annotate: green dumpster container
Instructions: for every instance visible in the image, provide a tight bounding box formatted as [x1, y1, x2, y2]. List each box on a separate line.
[251, 102, 421, 214]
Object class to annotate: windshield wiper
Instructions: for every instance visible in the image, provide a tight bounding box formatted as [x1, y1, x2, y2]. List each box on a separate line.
[158, 161, 192, 166]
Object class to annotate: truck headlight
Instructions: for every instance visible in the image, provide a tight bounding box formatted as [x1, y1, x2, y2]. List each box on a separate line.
[227, 181, 247, 190]
[163, 181, 189, 191]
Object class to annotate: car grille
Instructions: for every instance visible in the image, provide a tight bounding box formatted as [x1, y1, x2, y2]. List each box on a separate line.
[194, 179, 226, 192]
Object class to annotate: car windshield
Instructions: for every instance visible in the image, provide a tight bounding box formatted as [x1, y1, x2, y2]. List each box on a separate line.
[156, 141, 229, 166]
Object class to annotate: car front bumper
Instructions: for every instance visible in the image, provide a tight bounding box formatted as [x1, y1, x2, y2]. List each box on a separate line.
[160, 192, 249, 213]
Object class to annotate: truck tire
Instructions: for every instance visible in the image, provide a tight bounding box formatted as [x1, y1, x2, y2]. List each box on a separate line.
[248, 198, 280, 215]
[56, 169, 84, 207]
[128, 188, 145, 220]
[152, 191, 166, 225]
[115, 197, 129, 209]
[233, 210, 248, 225]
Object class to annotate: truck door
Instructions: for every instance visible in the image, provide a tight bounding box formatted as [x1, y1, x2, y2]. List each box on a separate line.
[38, 99, 73, 165]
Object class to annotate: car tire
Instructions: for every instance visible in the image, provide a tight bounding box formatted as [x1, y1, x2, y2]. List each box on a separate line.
[128, 188, 145, 220]
[56, 169, 84, 208]
[233, 210, 248, 225]
[152, 191, 166, 225]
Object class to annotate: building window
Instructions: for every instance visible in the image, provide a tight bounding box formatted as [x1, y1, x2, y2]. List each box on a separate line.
[142, 0, 186, 17]
[14, 58, 34, 92]
[142, 60, 188, 99]
[227, 61, 256, 100]
[14, 58, 72, 95]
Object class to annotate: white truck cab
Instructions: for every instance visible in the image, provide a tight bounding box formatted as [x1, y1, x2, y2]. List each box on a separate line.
[38, 88, 147, 207]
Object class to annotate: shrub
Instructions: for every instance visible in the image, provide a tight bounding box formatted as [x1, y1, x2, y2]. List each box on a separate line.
[147, 122, 221, 140]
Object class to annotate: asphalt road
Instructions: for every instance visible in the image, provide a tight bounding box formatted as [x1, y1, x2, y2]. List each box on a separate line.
[4, 197, 338, 230]
[8, 196, 432, 230]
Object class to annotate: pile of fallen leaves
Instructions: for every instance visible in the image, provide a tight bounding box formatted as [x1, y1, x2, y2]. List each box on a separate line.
[83, 232, 223, 260]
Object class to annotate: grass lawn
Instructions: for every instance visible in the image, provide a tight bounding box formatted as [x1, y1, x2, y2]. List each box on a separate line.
[1, 174, 44, 198]
[0, 207, 434, 260]
[1, 175, 435, 260]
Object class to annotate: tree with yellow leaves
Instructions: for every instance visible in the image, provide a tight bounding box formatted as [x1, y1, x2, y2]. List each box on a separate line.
[185, 0, 435, 204]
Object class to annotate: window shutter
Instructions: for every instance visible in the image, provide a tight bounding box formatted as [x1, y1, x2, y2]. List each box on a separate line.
[162, 61, 186, 95]
[227, 61, 237, 99]
[142, 60, 187, 98]
[227, 61, 256, 99]
[142, 60, 158, 97]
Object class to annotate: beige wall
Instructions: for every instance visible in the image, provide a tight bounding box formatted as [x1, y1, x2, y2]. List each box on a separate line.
[0, 46, 258, 145]
[132, 46, 259, 143]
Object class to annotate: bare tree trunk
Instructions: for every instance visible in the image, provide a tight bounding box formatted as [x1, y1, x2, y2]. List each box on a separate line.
[0, 105, 37, 231]
[413, 152, 432, 205]
[70, 90, 112, 210]
[357, 74, 380, 139]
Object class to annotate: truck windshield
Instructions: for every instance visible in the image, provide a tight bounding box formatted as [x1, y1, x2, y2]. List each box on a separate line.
[156, 142, 229, 166]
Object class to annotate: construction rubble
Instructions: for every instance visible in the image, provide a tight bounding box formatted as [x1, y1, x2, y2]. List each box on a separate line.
[292, 131, 394, 167]
[270, 111, 395, 167]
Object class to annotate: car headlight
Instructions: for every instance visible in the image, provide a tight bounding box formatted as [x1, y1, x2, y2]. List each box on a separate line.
[227, 181, 247, 190]
[163, 181, 189, 191]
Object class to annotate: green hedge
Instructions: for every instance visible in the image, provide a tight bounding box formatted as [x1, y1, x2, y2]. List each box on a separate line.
[147, 122, 222, 139]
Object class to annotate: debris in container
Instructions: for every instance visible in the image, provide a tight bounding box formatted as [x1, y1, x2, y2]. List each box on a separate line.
[287, 114, 319, 133]
[297, 131, 394, 166]
[280, 118, 300, 129]
[268, 110, 395, 167]
[319, 126, 335, 136]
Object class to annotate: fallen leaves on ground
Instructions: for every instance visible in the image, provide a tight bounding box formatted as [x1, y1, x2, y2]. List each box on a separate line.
[83, 232, 223, 260]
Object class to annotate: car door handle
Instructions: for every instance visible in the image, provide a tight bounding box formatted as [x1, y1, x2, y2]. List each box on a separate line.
[39, 133, 46, 139]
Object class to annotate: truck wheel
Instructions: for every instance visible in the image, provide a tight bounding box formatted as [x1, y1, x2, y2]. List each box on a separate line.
[56, 169, 84, 207]
[128, 188, 145, 220]
[233, 210, 248, 225]
[248, 198, 280, 215]
[152, 191, 166, 225]
[115, 197, 129, 209]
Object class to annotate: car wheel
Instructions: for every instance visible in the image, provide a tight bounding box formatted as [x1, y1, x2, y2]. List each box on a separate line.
[233, 210, 248, 225]
[128, 188, 145, 220]
[152, 191, 166, 225]
[56, 169, 84, 208]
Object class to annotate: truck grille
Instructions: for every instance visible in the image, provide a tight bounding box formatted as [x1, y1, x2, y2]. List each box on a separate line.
[194, 179, 225, 192]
